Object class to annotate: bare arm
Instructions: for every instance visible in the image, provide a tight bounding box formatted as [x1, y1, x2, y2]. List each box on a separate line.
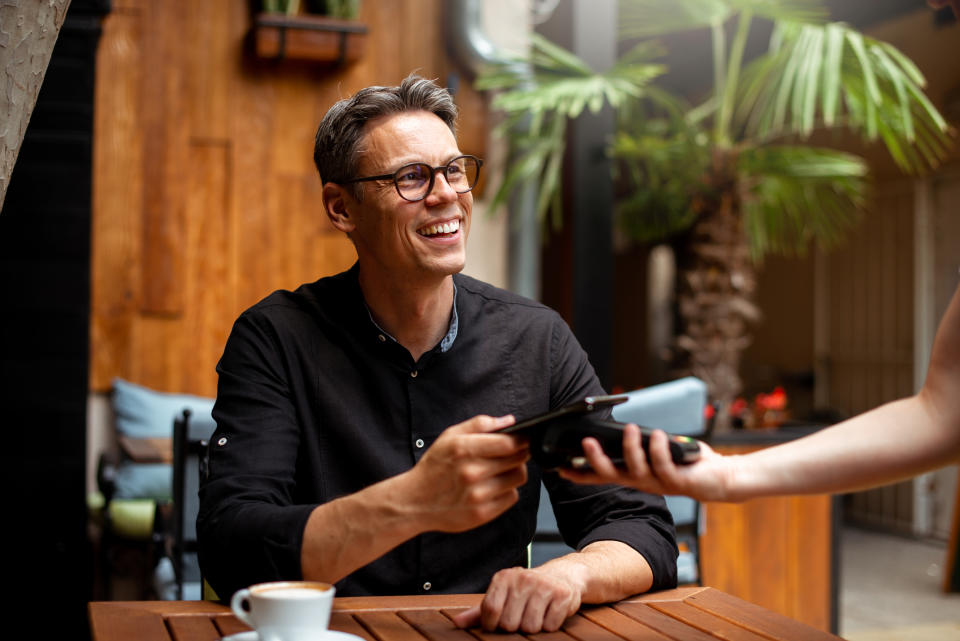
[300, 414, 530, 582]
[562, 282, 960, 502]
[452, 540, 653, 633]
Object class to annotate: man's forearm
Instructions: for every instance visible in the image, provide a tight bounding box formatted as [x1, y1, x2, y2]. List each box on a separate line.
[543, 540, 654, 604]
[300, 471, 425, 584]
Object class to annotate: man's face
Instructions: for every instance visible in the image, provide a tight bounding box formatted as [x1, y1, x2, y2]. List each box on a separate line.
[345, 110, 472, 281]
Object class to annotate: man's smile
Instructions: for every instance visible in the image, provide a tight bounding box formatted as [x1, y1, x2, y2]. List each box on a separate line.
[417, 218, 461, 238]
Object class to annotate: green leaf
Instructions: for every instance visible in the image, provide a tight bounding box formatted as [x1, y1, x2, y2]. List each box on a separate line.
[618, 0, 731, 39]
[738, 146, 868, 258]
[821, 23, 844, 126]
[725, 0, 827, 23]
[872, 44, 913, 142]
[844, 30, 880, 138]
[799, 26, 824, 135]
[734, 21, 952, 173]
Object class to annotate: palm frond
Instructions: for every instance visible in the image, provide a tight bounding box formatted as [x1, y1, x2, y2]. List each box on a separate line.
[618, 0, 826, 39]
[724, 0, 827, 22]
[611, 119, 711, 243]
[619, 0, 731, 39]
[738, 145, 868, 259]
[478, 34, 667, 223]
[736, 21, 954, 173]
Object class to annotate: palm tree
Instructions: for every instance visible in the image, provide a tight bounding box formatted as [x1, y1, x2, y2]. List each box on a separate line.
[480, 0, 953, 430]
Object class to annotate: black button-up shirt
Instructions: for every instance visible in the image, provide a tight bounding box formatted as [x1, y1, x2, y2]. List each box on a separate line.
[198, 265, 677, 599]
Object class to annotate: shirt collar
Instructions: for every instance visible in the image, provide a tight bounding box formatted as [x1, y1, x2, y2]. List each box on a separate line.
[363, 280, 459, 354]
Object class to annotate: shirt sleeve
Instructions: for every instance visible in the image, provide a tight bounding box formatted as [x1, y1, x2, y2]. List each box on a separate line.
[543, 315, 679, 591]
[197, 308, 316, 600]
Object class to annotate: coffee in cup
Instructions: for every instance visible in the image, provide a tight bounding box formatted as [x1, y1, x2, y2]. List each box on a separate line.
[231, 581, 335, 641]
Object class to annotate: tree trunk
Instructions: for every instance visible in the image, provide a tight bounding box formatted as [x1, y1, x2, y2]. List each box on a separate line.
[673, 148, 760, 433]
[0, 0, 71, 211]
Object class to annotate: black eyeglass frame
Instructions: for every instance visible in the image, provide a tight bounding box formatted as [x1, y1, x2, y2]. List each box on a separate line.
[336, 154, 483, 202]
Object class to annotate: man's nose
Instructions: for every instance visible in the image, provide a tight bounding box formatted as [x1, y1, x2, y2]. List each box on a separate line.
[425, 169, 459, 202]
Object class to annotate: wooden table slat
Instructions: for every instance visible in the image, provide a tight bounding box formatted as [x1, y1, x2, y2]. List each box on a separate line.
[356, 610, 425, 641]
[685, 589, 841, 641]
[562, 612, 655, 641]
[167, 614, 223, 641]
[331, 611, 379, 641]
[635, 601, 771, 641]
[397, 608, 478, 641]
[579, 604, 677, 641]
[525, 630, 579, 641]
[606, 602, 722, 641]
[463, 627, 527, 641]
[88, 603, 178, 641]
[211, 614, 250, 639]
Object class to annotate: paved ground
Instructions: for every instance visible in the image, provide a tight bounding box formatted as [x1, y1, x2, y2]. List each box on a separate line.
[840, 526, 960, 640]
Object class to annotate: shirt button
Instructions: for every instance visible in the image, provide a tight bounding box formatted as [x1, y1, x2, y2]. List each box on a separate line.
[415, 438, 425, 449]
[410, 370, 418, 378]
[217, 437, 227, 447]
[422, 582, 432, 591]
[378, 334, 386, 343]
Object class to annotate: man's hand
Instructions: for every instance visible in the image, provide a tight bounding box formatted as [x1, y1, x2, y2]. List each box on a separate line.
[451, 565, 584, 633]
[452, 540, 652, 633]
[402, 414, 530, 533]
[557, 423, 740, 502]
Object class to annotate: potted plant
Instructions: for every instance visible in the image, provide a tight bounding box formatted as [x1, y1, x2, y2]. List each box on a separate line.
[253, 0, 366, 63]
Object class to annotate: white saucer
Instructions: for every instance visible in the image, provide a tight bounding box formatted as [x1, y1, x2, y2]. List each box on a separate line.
[222, 630, 365, 641]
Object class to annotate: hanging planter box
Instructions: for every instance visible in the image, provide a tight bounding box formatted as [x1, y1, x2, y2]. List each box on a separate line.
[253, 13, 368, 63]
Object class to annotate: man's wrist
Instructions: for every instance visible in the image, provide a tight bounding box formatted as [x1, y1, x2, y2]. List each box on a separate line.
[533, 554, 591, 599]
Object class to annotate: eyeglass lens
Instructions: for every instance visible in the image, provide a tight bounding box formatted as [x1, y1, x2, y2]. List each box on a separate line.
[395, 156, 479, 201]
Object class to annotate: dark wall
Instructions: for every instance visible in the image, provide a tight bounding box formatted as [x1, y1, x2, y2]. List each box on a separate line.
[0, 1, 108, 635]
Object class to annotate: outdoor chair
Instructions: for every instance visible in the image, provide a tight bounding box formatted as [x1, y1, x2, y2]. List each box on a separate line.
[167, 408, 217, 600]
[610, 376, 708, 584]
[92, 378, 214, 599]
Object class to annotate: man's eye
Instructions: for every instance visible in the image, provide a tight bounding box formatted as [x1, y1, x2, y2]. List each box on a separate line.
[447, 165, 464, 176]
[397, 166, 428, 183]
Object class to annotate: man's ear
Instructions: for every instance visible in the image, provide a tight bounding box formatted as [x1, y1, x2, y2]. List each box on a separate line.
[323, 182, 356, 233]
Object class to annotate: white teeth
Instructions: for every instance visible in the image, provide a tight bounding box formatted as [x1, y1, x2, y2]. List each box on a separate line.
[418, 220, 459, 237]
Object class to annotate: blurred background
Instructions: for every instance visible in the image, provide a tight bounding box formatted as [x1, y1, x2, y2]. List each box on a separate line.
[0, 0, 957, 638]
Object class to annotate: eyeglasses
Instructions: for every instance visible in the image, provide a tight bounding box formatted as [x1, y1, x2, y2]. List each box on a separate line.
[338, 155, 482, 202]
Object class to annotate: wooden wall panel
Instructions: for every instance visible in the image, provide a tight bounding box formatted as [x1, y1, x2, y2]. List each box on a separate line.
[825, 181, 917, 533]
[91, 0, 486, 395]
[139, 0, 188, 314]
[182, 141, 232, 396]
[91, 6, 143, 389]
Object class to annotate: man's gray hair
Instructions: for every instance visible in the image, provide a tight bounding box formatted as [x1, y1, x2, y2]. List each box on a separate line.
[313, 74, 458, 199]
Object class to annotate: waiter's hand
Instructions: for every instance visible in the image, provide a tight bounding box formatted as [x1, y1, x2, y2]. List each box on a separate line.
[403, 414, 529, 533]
[557, 423, 735, 502]
[451, 565, 583, 633]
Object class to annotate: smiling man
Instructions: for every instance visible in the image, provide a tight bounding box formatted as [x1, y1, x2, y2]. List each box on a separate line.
[198, 74, 677, 633]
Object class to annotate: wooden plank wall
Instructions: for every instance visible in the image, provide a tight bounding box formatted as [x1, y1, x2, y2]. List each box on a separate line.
[825, 179, 917, 534]
[91, 0, 487, 396]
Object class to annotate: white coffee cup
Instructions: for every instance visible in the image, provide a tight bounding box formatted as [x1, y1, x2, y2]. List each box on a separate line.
[231, 581, 336, 641]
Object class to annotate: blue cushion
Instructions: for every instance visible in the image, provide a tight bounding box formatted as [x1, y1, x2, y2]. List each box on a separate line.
[111, 378, 215, 500]
[113, 462, 173, 500]
[611, 376, 707, 436]
[112, 378, 215, 438]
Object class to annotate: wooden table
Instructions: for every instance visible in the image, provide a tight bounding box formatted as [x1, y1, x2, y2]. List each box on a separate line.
[89, 587, 842, 641]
